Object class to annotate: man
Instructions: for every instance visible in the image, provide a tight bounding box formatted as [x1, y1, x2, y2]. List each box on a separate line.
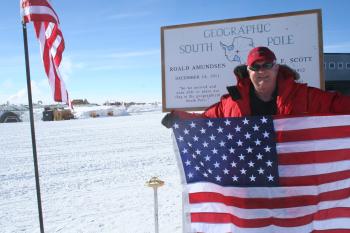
[162, 46, 350, 127]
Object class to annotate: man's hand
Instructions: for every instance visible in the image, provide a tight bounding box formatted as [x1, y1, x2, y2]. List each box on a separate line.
[161, 111, 179, 128]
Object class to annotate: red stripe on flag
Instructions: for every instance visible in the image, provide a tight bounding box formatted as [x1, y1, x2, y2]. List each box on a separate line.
[314, 207, 350, 220]
[21, 0, 51, 8]
[53, 41, 64, 66]
[52, 57, 63, 102]
[41, 36, 51, 75]
[23, 14, 57, 24]
[275, 125, 350, 143]
[279, 148, 350, 165]
[312, 230, 350, 233]
[189, 187, 350, 209]
[33, 21, 41, 37]
[280, 170, 350, 186]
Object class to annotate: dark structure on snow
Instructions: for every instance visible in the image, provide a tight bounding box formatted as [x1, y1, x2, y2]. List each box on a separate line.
[0, 111, 21, 123]
[42, 107, 54, 121]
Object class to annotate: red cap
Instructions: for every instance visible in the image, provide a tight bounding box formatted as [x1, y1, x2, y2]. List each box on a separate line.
[246, 47, 276, 66]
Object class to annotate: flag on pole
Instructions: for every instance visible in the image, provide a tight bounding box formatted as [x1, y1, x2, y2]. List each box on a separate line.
[172, 114, 350, 233]
[20, 0, 70, 106]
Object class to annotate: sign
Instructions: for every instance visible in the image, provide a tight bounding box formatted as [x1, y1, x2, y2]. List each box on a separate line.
[161, 9, 324, 111]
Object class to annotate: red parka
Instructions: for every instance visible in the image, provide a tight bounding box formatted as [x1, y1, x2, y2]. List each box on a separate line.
[164, 63, 350, 233]
[176, 65, 350, 119]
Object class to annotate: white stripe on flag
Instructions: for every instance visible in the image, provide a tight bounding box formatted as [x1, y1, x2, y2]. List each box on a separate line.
[50, 35, 62, 58]
[187, 178, 350, 199]
[45, 22, 54, 38]
[59, 77, 68, 103]
[277, 137, 350, 153]
[191, 219, 350, 233]
[279, 159, 350, 177]
[274, 115, 350, 131]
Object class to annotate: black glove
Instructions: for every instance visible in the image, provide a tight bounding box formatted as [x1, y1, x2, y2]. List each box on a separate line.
[161, 111, 179, 128]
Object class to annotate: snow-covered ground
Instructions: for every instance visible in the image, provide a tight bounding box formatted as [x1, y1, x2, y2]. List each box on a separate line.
[0, 107, 184, 233]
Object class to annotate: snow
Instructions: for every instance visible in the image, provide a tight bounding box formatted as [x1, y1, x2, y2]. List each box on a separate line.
[0, 106, 184, 233]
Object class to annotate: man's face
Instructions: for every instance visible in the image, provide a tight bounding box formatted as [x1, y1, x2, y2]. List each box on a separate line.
[247, 61, 279, 96]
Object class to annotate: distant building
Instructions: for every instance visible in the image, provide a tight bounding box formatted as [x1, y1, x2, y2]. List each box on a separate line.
[72, 99, 90, 105]
[324, 53, 350, 95]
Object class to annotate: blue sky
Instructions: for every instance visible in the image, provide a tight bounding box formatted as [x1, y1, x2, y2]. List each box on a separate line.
[1, 0, 350, 104]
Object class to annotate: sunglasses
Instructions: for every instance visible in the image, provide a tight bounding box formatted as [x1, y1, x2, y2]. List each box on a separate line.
[248, 62, 275, 71]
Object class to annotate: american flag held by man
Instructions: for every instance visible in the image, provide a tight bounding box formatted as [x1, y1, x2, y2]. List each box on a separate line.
[172, 114, 350, 233]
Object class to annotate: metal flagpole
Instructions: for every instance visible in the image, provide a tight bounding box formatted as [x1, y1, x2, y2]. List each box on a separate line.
[21, 21, 45, 233]
[146, 177, 165, 233]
